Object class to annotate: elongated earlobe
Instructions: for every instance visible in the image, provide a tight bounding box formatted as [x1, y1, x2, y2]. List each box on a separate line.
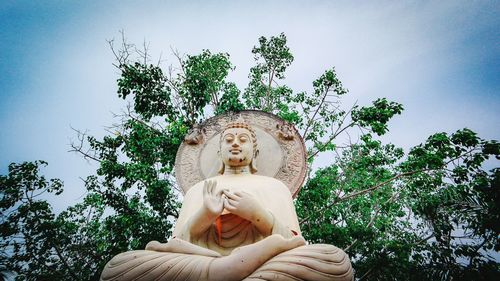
[218, 162, 225, 174]
[249, 149, 259, 174]
[217, 151, 225, 174]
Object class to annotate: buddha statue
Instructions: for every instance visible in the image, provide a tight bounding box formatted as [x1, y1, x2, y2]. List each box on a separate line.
[101, 120, 353, 281]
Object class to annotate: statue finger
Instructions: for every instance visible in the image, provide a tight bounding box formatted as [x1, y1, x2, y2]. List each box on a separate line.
[215, 188, 225, 198]
[224, 197, 237, 206]
[203, 181, 209, 197]
[233, 191, 244, 197]
[224, 198, 236, 211]
[234, 191, 251, 197]
[211, 180, 218, 194]
[223, 190, 241, 200]
[226, 198, 238, 206]
[208, 180, 214, 196]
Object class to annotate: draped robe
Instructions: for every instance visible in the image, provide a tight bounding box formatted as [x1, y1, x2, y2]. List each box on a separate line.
[101, 175, 353, 281]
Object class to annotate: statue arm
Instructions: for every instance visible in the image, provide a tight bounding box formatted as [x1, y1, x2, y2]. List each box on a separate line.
[251, 208, 274, 236]
[174, 180, 225, 241]
[181, 209, 215, 241]
[265, 183, 302, 238]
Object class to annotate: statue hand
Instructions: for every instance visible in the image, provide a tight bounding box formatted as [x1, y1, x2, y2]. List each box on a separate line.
[223, 190, 262, 222]
[203, 180, 224, 217]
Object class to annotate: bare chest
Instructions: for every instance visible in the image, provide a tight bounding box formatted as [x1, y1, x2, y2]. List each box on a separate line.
[213, 176, 270, 196]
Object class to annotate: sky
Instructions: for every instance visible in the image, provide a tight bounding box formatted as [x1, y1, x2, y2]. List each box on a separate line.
[1, 0, 499, 212]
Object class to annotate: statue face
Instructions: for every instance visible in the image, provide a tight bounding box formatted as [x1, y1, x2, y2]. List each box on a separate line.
[220, 128, 254, 168]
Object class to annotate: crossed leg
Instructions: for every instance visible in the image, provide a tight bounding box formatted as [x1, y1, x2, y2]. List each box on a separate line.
[146, 234, 305, 281]
[208, 234, 306, 281]
[145, 238, 222, 257]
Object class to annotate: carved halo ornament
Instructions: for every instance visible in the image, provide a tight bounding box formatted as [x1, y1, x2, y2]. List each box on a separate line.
[175, 110, 307, 198]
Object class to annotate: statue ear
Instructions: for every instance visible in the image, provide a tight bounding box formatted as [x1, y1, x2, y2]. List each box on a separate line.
[250, 149, 259, 174]
[218, 162, 225, 175]
[217, 151, 225, 174]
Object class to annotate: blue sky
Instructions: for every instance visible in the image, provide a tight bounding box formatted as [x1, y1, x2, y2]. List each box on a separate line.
[1, 0, 499, 210]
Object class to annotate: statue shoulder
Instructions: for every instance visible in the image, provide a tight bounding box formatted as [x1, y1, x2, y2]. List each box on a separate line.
[254, 175, 291, 195]
[184, 180, 205, 197]
[185, 175, 224, 196]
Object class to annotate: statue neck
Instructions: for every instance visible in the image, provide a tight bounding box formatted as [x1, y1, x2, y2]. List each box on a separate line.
[223, 165, 251, 175]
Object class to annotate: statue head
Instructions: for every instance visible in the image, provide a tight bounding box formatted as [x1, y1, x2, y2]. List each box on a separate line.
[218, 120, 259, 174]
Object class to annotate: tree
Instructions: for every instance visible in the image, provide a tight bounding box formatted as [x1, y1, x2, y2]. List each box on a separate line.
[1, 33, 498, 280]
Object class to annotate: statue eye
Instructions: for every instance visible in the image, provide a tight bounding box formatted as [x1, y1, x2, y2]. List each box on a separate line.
[225, 136, 234, 143]
[239, 136, 248, 142]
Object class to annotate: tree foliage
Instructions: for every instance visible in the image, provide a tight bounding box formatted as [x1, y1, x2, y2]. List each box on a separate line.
[1, 33, 499, 280]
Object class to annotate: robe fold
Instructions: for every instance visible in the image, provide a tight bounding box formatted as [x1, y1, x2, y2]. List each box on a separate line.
[101, 175, 353, 281]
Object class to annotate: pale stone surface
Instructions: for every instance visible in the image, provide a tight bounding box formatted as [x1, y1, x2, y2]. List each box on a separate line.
[175, 111, 308, 197]
[101, 114, 353, 281]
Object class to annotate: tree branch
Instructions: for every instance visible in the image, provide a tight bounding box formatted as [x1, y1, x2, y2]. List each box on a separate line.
[68, 127, 102, 163]
[343, 190, 401, 251]
[300, 170, 423, 224]
[52, 242, 79, 280]
[307, 103, 357, 161]
[302, 86, 330, 140]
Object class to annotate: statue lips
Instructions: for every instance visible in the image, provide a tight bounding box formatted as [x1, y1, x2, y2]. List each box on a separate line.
[229, 149, 244, 162]
[230, 149, 242, 154]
